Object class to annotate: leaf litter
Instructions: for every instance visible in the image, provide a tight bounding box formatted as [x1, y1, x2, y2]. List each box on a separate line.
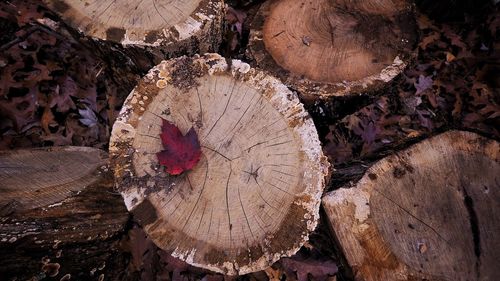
[321, 11, 499, 168]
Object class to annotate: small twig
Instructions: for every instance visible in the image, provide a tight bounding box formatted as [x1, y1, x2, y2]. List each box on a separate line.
[0, 27, 37, 51]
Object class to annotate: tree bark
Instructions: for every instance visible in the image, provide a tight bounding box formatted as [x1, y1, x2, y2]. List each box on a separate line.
[322, 131, 500, 281]
[0, 147, 130, 281]
[42, 0, 225, 73]
[247, 0, 417, 101]
[109, 53, 330, 275]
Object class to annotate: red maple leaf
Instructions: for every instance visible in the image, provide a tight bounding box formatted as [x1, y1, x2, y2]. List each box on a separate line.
[156, 119, 202, 175]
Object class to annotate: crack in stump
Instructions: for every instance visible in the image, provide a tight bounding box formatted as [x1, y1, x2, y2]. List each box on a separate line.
[462, 186, 481, 279]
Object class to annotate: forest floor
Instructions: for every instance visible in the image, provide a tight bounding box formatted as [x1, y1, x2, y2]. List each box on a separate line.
[0, 0, 498, 280]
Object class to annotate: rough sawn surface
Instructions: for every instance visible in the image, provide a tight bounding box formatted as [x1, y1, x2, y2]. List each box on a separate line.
[248, 0, 417, 100]
[323, 130, 500, 281]
[109, 53, 330, 275]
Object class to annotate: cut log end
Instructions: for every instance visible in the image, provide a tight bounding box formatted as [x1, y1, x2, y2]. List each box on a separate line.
[322, 131, 500, 281]
[109, 53, 329, 275]
[0, 146, 108, 213]
[42, 0, 224, 48]
[248, 0, 417, 100]
[0, 148, 129, 280]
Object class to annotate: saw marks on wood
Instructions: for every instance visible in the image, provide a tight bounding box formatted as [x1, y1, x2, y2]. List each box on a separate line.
[0, 146, 107, 212]
[133, 74, 301, 248]
[263, 0, 397, 83]
[110, 54, 329, 275]
[323, 131, 500, 281]
[249, 0, 417, 99]
[332, 0, 409, 15]
[43, 0, 222, 45]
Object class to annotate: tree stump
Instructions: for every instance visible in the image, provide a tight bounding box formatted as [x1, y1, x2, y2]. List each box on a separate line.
[109, 53, 330, 275]
[42, 0, 225, 71]
[0, 147, 129, 280]
[248, 0, 417, 100]
[322, 131, 500, 281]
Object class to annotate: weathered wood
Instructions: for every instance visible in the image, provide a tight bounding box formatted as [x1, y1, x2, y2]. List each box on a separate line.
[247, 0, 417, 100]
[109, 53, 330, 275]
[0, 146, 107, 212]
[0, 147, 130, 280]
[322, 131, 500, 281]
[42, 0, 225, 72]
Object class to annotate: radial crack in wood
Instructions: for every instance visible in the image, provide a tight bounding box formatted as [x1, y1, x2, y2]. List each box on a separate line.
[248, 0, 417, 100]
[322, 131, 500, 281]
[109, 53, 330, 275]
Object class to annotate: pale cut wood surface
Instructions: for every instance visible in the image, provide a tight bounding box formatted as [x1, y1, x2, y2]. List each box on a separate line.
[109, 53, 329, 275]
[42, 0, 224, 47]
[322, 131, 500, 281]
[0, 146, 107, 212]
[248, 0, 417, 100]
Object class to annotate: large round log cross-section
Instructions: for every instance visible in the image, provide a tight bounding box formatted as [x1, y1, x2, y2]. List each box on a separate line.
[42, 0, 223, 47]
[41, 0, 224, 73]
[109, 54, 329, 275]
[248, 0, 417, 100]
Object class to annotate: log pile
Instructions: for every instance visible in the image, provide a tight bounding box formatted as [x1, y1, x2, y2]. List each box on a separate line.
[1, 1, 499, 280]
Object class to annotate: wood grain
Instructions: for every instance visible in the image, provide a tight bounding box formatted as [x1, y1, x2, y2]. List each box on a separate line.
[110, 53, 330, 275]
[323, 131, 500, 281]
[41, 0, 224, 75]
[248, 0, 417, 99]
[42, 0, 224, 47]
[0, 148, 129, 280]
[0, 146, 107, 212]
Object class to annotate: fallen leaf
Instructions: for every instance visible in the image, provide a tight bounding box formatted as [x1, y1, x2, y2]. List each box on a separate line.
[78, 106, 98, 127]
[281, 255, 338, 281]
[157, 119, 202, 175]
[416, 109, 434, 130]
[264, 267, 282, 281]
[324, 130, 353, 164]
[157, 251, 193, 281]
[226, 7, 246, 35]
[452, 91, 463, 118]
[414, 75, 433, 95]
[406, 130, 423, 138]
[419, 32, 440, 50]
[225, 6, 246, 52]
[416, 14, 435, 30]
[446, 52, 456, 62]
[41, 106, 55, 134]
